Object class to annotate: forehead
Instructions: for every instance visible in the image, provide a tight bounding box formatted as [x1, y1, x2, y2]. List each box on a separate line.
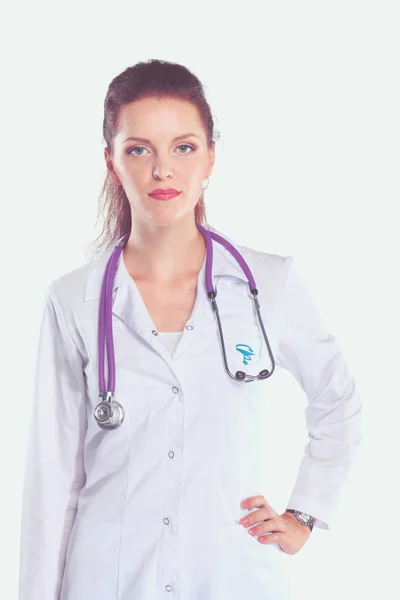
[116, 97, 204, 139]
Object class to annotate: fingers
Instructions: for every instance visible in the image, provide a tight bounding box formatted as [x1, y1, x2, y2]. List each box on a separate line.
[239, 495, 277, 525]
[240, 495, 270, 509]
[239, 507, 271, 527]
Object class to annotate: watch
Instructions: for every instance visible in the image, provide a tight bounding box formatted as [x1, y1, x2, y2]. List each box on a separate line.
[285, 509, 316, 532]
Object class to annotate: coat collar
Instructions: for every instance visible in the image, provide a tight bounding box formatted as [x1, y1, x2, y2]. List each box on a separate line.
[84, 223, 249, 303]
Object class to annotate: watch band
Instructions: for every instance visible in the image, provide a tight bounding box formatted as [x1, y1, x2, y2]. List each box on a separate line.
[285, 509, 316, 532]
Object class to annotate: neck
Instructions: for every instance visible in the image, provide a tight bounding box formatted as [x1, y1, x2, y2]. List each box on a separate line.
[122, 216, 206, 282]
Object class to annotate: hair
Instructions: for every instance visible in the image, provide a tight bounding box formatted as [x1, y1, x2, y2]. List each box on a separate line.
[85, 58, 220, 262]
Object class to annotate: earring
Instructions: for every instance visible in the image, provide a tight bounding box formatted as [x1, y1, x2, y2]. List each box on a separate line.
[201, 177, 209, 191]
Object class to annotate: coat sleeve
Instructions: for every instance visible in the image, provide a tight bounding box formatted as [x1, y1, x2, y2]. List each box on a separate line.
[275, 257, 363, 531]
[18, 284, 88, 599]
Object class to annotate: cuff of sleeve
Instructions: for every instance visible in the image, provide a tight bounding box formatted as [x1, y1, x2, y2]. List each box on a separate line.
[286, 493, 337, 531]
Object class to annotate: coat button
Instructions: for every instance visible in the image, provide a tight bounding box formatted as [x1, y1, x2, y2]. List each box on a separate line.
[165, 584, 173, 592]
[172, 386, 179, 394]
[151, 330, 158, 336]
[163, 517, 170, 525]
[185, 325, 193, 330]
[168, 450, 175, 458]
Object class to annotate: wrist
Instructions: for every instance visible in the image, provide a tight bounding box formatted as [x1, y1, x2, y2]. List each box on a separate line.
[284, 509, 316, 532]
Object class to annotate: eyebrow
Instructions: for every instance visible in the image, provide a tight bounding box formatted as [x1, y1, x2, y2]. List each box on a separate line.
[122, 133, 200, 144]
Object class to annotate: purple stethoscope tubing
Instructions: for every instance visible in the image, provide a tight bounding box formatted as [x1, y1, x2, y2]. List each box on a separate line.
[93, 224, 275, 430]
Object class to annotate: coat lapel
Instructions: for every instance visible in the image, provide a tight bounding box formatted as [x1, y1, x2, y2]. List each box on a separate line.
[84, 224, 250, 347]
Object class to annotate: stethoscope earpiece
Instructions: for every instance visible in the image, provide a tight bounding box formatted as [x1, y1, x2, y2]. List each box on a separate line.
[235, 369, 270, 382]
[259, 369, 270, 377]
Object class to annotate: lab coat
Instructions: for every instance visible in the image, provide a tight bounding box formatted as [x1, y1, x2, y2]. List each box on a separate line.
[18, 223, 362, 600]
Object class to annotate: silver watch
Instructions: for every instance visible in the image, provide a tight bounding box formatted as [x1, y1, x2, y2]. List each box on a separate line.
[285, 509, 316, 532]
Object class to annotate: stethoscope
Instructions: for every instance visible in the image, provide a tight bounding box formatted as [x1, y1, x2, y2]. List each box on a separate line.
[94, 224, 276, 430]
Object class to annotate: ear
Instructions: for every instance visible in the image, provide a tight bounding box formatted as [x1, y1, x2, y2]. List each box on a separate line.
[205, 143, 216, 178]
[104, 148, 121, 186]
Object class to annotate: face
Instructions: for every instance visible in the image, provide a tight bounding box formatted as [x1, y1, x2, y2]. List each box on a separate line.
[104, 97, 215, 227]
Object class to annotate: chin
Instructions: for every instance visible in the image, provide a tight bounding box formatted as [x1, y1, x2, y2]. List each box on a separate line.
[147, 205, 196, 225]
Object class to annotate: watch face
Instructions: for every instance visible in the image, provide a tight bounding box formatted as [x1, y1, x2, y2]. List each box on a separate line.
[298, 513, 309, 524]
[287, 510, 313, 529]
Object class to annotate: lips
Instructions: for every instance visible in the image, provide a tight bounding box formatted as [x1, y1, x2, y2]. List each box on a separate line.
[148, 189, 181, 200]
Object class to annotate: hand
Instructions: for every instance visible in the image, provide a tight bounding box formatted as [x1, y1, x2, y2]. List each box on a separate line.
[238, 495, 311, 555]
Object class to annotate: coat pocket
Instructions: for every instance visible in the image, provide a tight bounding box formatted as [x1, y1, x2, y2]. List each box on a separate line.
[61, 515, 122, 600]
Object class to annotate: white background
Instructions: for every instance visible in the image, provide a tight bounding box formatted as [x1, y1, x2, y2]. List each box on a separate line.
[1, 1, 399, 598]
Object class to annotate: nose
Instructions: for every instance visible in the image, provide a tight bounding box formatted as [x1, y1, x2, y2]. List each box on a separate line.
[152, 153, 174, 180]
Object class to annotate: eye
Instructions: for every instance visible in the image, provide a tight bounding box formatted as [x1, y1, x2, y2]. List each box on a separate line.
[126, 143, 196, 156]
[127, 146, 148, 156]
[176, 144, 196, 154]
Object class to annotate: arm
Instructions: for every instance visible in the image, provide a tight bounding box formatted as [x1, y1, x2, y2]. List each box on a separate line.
[18, 285, 87, 599]
[276, 257, 363, 531]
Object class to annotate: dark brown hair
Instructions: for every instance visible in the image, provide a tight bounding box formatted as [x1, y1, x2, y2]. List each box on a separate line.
[85, 59, 220, 261]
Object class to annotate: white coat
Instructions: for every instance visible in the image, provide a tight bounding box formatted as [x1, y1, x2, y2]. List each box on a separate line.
[18, 223, 362, 600]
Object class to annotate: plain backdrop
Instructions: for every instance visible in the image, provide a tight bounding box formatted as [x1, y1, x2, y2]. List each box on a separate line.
[1, 1, 399, 598]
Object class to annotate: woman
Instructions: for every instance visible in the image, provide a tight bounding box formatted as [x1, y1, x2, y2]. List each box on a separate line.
[18, 59, 362, 600]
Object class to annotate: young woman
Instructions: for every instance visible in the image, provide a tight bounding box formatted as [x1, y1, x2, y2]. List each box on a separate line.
[18, 58, 362, 600]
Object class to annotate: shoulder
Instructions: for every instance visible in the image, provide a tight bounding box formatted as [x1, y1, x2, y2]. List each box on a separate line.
[46, 249, 109, 325]
[50, 262, 92, 301]
[237, 240, 293, 277]
[237, 241, 295, 305]
[207, 224, 296, 313]
[208, 224, 294, 286]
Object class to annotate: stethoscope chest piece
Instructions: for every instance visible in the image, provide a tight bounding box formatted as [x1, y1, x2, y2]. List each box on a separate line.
[94, 395, 125, 430]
